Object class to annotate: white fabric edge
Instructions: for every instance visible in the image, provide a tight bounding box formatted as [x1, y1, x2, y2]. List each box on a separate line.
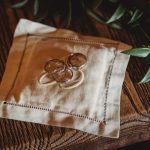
[104, 51, 130, 138]
[14, 19, 56, 37]
[0, 102, 119, 138]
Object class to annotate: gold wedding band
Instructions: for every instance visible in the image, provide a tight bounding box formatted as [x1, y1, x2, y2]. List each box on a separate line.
[53, 68, 73, 83]
[44, 59, 66, 74]
[67, 53, 87, 70]
[40, 53, 87, 89]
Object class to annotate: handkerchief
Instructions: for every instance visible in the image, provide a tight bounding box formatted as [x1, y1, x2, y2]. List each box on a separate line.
[0, 19, 131, 138]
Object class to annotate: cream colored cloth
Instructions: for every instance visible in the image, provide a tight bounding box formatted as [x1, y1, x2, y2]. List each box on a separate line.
[0, 19, 130, 138]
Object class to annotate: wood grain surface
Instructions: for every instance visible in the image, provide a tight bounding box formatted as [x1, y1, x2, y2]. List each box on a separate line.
[0, 1, 150, 150]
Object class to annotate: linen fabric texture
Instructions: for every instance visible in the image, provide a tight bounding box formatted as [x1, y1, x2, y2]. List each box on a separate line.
[0, 19, 131, 138]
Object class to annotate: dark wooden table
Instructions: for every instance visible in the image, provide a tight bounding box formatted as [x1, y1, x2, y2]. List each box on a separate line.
[0, 1, 150, 150]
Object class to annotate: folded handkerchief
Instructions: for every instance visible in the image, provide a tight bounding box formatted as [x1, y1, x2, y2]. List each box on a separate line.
[0, 19, 130, 138]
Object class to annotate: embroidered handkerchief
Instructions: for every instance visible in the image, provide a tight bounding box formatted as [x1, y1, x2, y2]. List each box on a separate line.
[0, 19, 131, 138]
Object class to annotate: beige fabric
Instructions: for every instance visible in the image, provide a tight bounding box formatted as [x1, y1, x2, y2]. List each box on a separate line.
[0, 19, 130, 138]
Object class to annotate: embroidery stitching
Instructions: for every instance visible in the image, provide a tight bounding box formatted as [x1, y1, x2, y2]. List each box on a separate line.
[103, 50, 117, 124]
[3, 33, 118, 123]
[3, 101, 102, 123]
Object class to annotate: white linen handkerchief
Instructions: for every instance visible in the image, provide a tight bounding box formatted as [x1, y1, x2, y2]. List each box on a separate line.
[0, 19, 130, 138]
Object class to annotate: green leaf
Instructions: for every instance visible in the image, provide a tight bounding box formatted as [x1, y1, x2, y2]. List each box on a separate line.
[81, 1, 122, 29]
[66, 0, 72, 28]
[92, 0, 103, 9]
[145, 54, 150, 64]
[128, 9, 143, 24]
[34, 0, 40, 16]
[108, 22, 123, 29]
[106, 4, 126, 24]
[137, 24, 150, 43]
[81, 1, 106, 23]
[122, 48, 150, 57]
[12, 0, 29, 8]
[139, 68, 150, 83]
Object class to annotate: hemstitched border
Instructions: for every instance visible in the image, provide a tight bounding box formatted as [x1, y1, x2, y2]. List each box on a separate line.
[3, 33, 118, 124]
[2, 101, 103, 123]
[103, 50, 117, 123]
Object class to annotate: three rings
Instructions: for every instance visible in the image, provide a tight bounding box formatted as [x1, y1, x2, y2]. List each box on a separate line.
[39, 53, 87, 89]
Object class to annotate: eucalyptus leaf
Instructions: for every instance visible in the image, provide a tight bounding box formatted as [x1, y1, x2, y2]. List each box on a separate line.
[128, 22, 139, 28]
[137, 24, 150, 43]
[12, 0, 29, 8]
[139, 68, 150, 83]
[108, 22, 123, 29]
[34, 0, 40, 16]
[66, 0, 72, 28]
[81, 1, 106, 23]
[92, 0, 103, 9]
[106, 4, 126, 24]
[122, 48, 150, 57]
[128, 9, 143, 24]
[145, 54, 150, 64]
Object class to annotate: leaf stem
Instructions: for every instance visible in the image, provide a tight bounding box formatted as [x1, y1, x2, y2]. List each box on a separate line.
[81, 0, 106, 23]
[137, 24, 150, 43]
[66, 0, 72, 28]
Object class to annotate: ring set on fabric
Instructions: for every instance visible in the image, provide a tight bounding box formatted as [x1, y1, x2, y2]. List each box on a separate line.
[39, 53, 87, 89]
